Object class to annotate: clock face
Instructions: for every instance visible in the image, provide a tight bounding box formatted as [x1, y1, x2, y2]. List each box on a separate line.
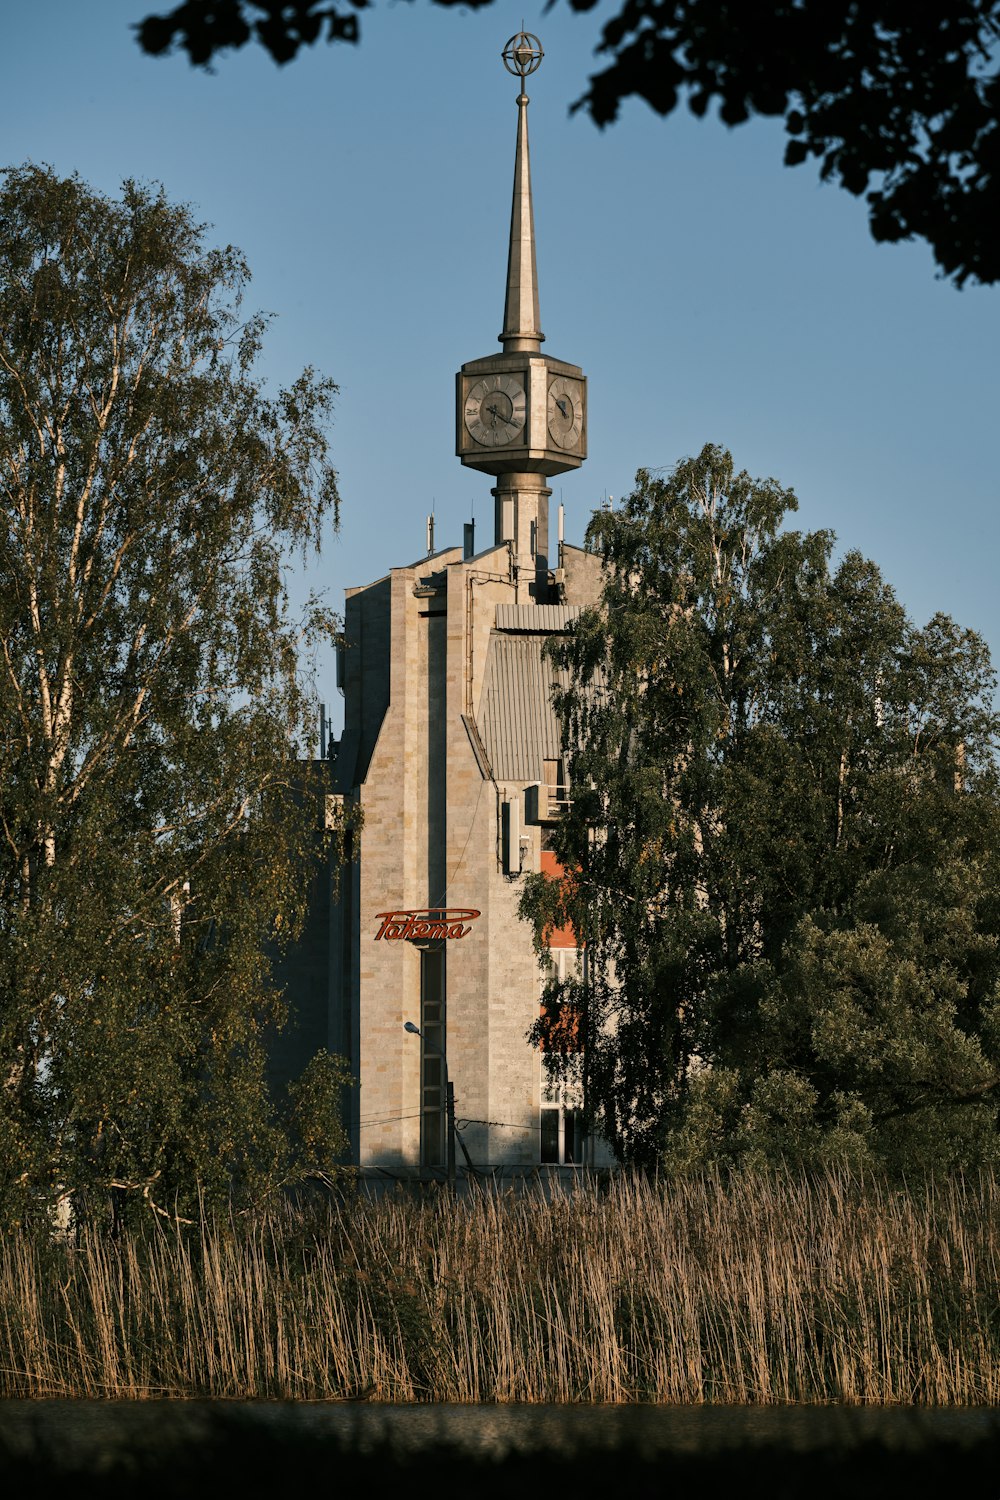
[464, 375, 527, 448]
[547, 376, 584, 451]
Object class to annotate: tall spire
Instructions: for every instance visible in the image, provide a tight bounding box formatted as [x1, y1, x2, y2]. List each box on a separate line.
[500, 32, 544, 354]
[457, 31, 586, 600]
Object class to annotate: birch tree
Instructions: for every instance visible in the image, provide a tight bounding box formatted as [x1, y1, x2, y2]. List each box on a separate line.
[0, 164, 349, 1225]
[521, 445, 1000, 1171]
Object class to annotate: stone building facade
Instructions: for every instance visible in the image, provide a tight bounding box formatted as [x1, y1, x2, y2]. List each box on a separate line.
[280, 34, 613, 1177]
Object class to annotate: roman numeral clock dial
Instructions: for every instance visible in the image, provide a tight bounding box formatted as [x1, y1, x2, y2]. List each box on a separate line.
[547, 375, 584, 450]
[464, 375, 526, 448]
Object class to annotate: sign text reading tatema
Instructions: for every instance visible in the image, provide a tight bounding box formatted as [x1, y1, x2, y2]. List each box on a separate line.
[373, 908, 481, 941]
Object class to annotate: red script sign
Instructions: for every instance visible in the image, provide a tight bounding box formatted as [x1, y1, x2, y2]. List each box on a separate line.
[373, 908, 480, 942]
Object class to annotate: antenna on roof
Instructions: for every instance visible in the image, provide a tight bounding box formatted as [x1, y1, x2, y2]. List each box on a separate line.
[426, 512, 435, 556]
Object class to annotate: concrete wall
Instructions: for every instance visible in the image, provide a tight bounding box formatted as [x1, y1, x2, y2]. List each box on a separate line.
[281, 535, 613, 1174]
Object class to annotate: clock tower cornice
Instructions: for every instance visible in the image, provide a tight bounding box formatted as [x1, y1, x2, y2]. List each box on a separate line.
[460, 352, 582, 380]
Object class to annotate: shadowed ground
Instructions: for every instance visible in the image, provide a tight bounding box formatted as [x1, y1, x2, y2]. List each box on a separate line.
[0, 1401, 998, 1497]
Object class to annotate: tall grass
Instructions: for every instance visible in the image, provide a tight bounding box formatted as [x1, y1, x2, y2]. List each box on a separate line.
[1, 1169, 999, 1402]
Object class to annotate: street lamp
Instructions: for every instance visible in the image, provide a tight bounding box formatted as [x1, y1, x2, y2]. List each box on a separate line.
[403, 1021, 456, 1193]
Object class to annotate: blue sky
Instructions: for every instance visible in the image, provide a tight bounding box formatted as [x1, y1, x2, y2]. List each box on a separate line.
[1, 1, 996, 728]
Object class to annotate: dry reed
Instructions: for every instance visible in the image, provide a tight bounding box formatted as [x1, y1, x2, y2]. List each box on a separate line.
[1, 1168, 998, 1403]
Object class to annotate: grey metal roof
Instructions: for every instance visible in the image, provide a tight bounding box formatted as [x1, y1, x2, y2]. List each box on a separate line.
[461, 713, 493, 780]
[477, 633, 572, 782]
[494, 604, 581, 634]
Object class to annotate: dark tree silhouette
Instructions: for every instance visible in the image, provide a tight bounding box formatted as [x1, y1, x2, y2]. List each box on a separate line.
[136, 0, 374, 62]
[135, 0, 1000, 288]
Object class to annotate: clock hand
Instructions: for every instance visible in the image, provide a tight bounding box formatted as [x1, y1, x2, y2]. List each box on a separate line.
[555, 398, 569, 418]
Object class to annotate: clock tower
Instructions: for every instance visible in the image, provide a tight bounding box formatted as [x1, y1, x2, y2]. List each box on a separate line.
[456, 33, 587, 601]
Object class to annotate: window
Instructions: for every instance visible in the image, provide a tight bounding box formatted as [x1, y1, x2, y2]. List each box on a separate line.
[420, 947, 446, 1168]
[539, 945, 583, 1053]
[542, 757, 569, 812]
[540, 1084, 584, 1165]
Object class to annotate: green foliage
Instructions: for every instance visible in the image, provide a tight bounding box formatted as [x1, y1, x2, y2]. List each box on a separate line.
[0, 164, 352, 1226]
[521, 444, 1000, 1171]
[285, 1050, 356, 1186]
[575, 0, 1000, 287]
